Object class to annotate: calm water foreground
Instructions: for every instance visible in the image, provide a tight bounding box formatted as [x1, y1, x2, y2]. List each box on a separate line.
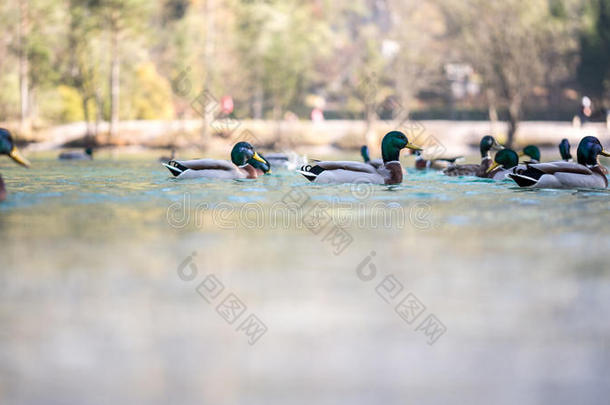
[1, 152, 609, 404]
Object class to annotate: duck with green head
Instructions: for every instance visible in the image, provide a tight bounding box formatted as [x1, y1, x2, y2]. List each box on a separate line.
[0, 128, 31, 201]
[519, 145, 540, 163]
[558, 138, 606, 174]
[559, 139, 572, 162]
[299, 131, 422, 184]
[509, 136, 610, 189]
[482, 149, 520, 180]
[443, 135, 503, 177]
[163, 142, 269, 179]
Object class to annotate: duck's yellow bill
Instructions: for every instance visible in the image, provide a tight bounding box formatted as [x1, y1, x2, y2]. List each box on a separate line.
[518, 151, 525, 158]
[252, 152, 266, 164]
[9, 146, 30, 167]
[600, 149, 610, 157]
[406, 142, 423, 151]
[486, 161, 500, 173]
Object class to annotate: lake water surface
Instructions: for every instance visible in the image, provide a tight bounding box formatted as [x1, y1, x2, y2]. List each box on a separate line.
[1, 152, 609, 404]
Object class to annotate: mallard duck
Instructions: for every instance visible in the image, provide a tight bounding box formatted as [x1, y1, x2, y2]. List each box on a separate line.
[0, 128, 31, 201]
[508, 136, 610, 189]
[360, 145, 384, 169]
[413, 150, 463, 171]
[443, 135, 503, 177]
[559, 139, 572, 162]
[482, 149, 520, 180]
[558, 138, 608, 175]
[59, 147, 93, 160]
[163, 142, 269, 179]
[298, 131, 421, 184]
[519, 145, 540, 163]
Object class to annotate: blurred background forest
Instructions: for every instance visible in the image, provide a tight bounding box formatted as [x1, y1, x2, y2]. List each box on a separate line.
[0, 0, 609, 148]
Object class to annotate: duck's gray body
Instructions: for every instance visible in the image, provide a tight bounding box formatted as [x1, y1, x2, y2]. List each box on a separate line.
[489, 167, 514, 180]
[299, 161, 402, 185]
[365, 158, 384, 169]
[164, 159, 249, 179]
[508, 162, 608, 189]
[59, 151, 92, 160]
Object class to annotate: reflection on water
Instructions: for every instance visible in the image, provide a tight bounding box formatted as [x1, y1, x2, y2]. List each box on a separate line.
[1, 153, 609, 404]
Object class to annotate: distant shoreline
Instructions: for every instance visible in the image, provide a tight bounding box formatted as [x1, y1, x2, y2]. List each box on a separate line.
[5, 119, 608, 155]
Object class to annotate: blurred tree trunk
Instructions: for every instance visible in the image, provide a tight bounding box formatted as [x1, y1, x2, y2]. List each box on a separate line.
[109, 10, 120, 140]
[273, 96, 282, 144]
[364, 103, 377, 147]
[95, 92, 103, 137]
[18, 0, 31, 135]
[486, 88, 498, 136]
[253, 61, 263, 119]
[497, 64, 521, 148]
[253, 83, 263, 119]
[200, 0, 214, 149]
[507, 98, 521, 148]
[83, 97, 92, 138]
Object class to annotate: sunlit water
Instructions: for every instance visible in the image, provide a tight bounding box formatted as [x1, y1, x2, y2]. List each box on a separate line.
[1, 152, 609, 404]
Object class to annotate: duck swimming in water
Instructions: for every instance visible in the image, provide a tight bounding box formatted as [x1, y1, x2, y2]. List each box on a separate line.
[508, 136, 610, 189]
[559, 139, 572, 162]
[0, 128, 31, 201]
[163, 142, 269, 179]
[59, 147, 93, 160]
[559, 138, 607, 174]
[298, 131, 421, 184]
[481, 149, 520, 180]
[443, 135, 503, 177]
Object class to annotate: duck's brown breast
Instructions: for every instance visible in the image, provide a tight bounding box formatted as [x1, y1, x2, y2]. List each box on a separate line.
[0, 175, 6, 202]
[384, 162, 403, 185]
[242, 164, 259, 179]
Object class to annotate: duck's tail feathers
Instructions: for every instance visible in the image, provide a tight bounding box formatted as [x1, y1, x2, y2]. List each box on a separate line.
[508, 165, 545, 187]
[163, 160, 188, 177]
[297, 164, 324, 182]
[508, 173, 538, 187]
